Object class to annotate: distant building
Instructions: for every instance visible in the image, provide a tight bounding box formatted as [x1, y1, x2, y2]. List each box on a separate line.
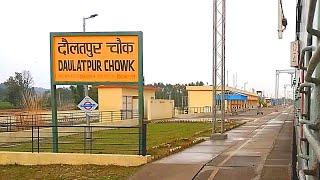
[96, 85, 174, 121]
[186, 86, 259, 113]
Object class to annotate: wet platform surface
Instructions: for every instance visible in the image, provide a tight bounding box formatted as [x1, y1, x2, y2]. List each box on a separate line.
[130, 108, 293, 180]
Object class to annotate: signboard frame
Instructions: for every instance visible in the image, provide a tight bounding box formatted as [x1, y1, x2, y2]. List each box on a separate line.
[50, 31, 145, 155]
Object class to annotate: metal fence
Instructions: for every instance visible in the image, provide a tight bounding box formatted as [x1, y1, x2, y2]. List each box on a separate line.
[0, 110, 138, 132]
[0, 125, 141, 155]
[175, 106, 212, 115]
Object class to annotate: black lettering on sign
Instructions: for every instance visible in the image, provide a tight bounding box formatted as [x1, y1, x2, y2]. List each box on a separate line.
[57, 60, 103, 71]
[104, 60, 135, 71]
[63, 60, 70, 71]
[129, 60, 135, 71]
[106, 38, 134, 54]
[97, 60, 102, 71]
[57, 38, 103, 57]
[58, 60, 63, 71]
[77, 60, 82, 71]
[87, 60, 92, 71]
[114, 61, 120, 71]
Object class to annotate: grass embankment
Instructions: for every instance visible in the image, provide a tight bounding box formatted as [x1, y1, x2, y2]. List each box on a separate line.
[0, 164, 138, 180]
[0, 121, 244, 179]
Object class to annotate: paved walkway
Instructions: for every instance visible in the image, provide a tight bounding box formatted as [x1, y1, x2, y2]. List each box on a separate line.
[130, 107, 293, 180]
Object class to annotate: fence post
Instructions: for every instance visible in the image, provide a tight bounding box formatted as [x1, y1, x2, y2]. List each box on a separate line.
[111, 112, 113, 122]
[90, 126, 93, 154]
[141, 122, 147, 156]
[32, 114, 34, 126]
[19, 115, 22, 128]
[9, 116, 12, 131]
[6, 117, 8, 132]
[37, 126, 40, 153]
[31, 126, 34, 153]
[83, 126, 86, 154]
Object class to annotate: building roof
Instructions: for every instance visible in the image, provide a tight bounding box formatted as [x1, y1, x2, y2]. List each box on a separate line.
[96, 85, 159, 91]
[186, 86, 259, 97]
[216, 93, 247, 100]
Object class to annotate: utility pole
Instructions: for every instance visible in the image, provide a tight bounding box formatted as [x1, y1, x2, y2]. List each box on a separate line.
[235, 72, 238, 88]
[244, 82, 248, 91]
[227, 70, 229, 87]
[233, 74, 235, 87]
[211, 0, 227, 140]
[283, 84, 291, 106]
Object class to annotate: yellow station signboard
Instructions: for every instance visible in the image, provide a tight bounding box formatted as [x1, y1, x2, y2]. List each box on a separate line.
[51, 33, 139, 83]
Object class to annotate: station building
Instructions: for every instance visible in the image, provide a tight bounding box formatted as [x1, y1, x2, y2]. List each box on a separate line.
[186, 86, 259, 113]
[96, 85, 174, 121]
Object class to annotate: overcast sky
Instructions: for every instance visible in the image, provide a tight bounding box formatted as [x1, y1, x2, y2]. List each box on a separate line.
[0, 0, 296, 98]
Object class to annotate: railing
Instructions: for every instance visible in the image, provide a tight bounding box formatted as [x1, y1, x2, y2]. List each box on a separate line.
[295, 0, 320, 179]
[0, 110, 139, 132]
[175, 106, 212, 115]
[0, 125, 140, 155]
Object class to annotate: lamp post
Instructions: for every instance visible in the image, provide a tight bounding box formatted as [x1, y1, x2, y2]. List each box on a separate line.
[82, 14, 98, 152]
[243, 82, 248, 91]
[83, 14, 98, 32]
[83, 14, 98, 100]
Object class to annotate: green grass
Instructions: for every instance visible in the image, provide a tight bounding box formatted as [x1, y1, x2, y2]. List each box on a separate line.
[0, 164, 139, 180]
[0, 101, 14, 109]
[0, 121, 243, 179]
[0, 121, 241, 157]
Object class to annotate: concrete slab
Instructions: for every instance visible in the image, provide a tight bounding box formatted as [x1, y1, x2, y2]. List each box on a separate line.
[181, 144, 228, 153]
[194, 166, 215, 180]
[223, 155, 262, 167]
[155, 152, 219, 164]
[213, 167, 257, 180]
[260, 166, 291, 180]
[129, 164, 203, 180]
[199, 140, 235, 146]
[130, 107, 294, 180]
[264, 159, 291, 166]
[268, 151, 291, 159]
[206, 154, 229, 166]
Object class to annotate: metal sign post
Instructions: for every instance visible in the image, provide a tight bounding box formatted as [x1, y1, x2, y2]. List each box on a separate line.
[78, 96, 98, 152]
[50, 32, 144, 154]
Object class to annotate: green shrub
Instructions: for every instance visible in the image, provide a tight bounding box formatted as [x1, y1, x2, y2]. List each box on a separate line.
[0, 101, 15, 109]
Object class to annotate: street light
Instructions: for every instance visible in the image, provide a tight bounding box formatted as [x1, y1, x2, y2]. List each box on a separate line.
[82, 14, 98, 153]
[83, 14, 98, 32]
[89, 14, 98, 18]
[82, 13, 98, 100]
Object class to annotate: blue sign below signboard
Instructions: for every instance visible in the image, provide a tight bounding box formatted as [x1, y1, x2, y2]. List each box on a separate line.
[77, 96, 98, 113]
